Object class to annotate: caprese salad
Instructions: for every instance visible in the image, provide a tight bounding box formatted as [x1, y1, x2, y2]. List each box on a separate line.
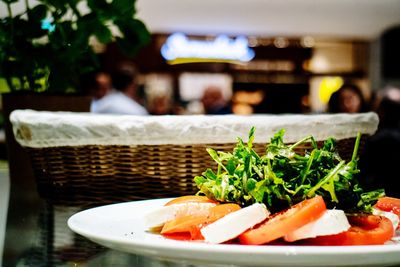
[145, 195, 399, 245]
[144, 128, 400, 245]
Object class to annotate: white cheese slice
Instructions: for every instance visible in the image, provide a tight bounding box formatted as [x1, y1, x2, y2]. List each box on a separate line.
[372, 208, 400, 232]
[201, 203, 270, 244]
[144, 202, 216, 228]
[284, 209, 350, 242]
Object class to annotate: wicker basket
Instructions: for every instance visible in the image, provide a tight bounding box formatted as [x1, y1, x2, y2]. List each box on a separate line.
[11, 110, 379, 207]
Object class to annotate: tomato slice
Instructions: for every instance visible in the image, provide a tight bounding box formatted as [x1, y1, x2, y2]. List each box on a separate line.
[161, 214, 207, 236]
[164, 195, 218, 206]
[374, 197, 400, 218]
[161, 203, 241, 240]
[162, 232, 192, 241]
[304, 214, 394, 245]
[239, 196, 326, 245]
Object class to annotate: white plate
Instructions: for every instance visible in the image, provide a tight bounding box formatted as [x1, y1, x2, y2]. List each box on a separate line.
[68, 198, 400, 267]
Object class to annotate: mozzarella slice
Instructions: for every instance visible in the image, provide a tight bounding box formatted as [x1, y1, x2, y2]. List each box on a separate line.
[284, 209, 350, 242]
[372, 208, 399, 232]
[201, 203, 270, 244]
[144, 202, 216, 228]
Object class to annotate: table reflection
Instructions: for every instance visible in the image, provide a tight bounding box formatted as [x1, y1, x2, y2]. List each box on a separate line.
[2, 168, 239, 267]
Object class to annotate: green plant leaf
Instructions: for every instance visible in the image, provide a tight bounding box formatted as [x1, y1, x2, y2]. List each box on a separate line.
[111, 0, 136, 18]
[0, 0, 150, 93]
[87, 0, 110, 12]
[94, 24, 112, 44]
[195, 128, 385, 213]
[43, 0, 67, 11]
[28, 4, 48, 21]
[115, 18, 150, 55]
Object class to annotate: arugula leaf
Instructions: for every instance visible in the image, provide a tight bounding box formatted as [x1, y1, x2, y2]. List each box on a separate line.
[194, 128, 384, 213]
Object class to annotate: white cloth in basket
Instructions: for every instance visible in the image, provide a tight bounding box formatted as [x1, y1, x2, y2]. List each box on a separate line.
[10, 110, 379, 148]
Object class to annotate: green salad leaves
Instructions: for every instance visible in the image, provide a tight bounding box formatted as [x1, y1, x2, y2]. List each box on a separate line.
[194, 128, 384, 213]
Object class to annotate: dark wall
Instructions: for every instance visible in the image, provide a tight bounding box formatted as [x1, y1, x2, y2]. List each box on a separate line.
[381, 25, 400, 80]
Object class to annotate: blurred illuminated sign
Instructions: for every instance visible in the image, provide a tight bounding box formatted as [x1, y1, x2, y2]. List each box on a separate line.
[161, 33, 255, 64]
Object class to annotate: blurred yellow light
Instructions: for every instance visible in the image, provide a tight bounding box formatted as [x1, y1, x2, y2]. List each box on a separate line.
[319, 77, 344, 104]
[166, 58, 246, 65]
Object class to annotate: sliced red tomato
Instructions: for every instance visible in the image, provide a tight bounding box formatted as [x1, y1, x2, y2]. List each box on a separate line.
[239, 196, 326, 245]
[162, 232, 192, 241]
[161, 203, 241, 240]
[164, 195, 218, 206]
[304, 214, 394, 245]
[375, 197, 400, 218]
[161, 214, 206, 237]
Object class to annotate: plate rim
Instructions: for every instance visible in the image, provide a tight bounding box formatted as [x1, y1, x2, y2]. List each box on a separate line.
[67, 198, 400, 266]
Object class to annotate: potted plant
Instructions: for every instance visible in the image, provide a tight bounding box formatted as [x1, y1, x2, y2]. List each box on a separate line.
[0, 4, 150, 262]
[0, 0, 151, 171]
[0, 0, 150, 93]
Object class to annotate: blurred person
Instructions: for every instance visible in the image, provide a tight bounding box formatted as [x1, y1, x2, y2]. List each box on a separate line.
[80, 70, 112, 112]
[300, 94, 312, 114]
[359, 86, 400, 198]
[92, 63, 148, 115]
[368, 90, 381, 112]
[328, 84, 368, 113]
[81, 71, 111, 100]
[148, 95, 173, 115]
[375, 87, 400, 129]
[201, 85, 232, 114]
[145, 79, 174, 115]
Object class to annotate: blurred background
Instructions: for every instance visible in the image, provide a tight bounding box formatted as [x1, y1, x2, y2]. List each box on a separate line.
[132, 0, 400, 115]
[1, 0, 400, 266]
[1, 0, 400, 117]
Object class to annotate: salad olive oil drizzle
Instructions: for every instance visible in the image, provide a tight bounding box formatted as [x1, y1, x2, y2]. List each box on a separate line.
[194, 128, 384, 213]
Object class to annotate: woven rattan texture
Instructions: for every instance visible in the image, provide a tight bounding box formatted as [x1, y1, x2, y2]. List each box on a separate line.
[23, 136, 364, 264]
[27, 137, 364, 207]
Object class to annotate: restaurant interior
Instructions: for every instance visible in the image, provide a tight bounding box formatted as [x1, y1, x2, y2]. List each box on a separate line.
[1, 0, 400, 266]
